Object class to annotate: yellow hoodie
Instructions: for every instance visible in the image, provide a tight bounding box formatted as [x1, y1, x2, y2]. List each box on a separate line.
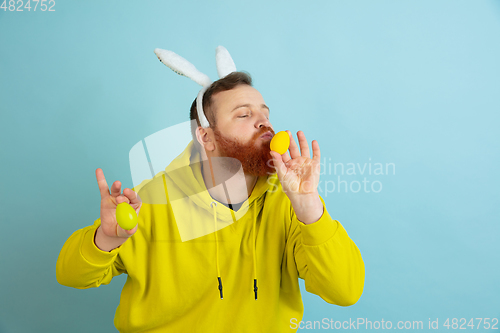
[56, 140, 365, 332]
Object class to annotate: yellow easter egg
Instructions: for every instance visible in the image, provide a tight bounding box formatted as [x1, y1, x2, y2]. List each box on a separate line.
[116, 202, 138, 230]
[270, 131, 290, 155]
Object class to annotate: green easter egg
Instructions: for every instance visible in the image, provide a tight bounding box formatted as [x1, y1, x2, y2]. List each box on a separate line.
[116, 202, 138, 230]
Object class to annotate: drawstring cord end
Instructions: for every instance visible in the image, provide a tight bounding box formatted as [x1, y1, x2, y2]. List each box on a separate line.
[218, 276, 223, 300]
[254, 278, 258, 300]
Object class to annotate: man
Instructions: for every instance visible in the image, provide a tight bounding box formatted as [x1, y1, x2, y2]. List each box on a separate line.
[56, 71, 365, 332]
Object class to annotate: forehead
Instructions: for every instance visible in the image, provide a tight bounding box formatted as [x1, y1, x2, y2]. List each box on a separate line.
[212, 85, 266, 113]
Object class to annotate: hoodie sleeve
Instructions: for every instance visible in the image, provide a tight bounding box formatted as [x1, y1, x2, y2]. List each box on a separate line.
[287, 195, 365, 306]
[56, 218, 127, 289]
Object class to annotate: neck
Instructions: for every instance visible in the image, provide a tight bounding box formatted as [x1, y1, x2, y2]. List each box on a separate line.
[201, 156, 259, 205]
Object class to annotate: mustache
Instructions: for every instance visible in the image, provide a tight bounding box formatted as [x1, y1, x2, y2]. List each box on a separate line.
[251, 126, 275, 142]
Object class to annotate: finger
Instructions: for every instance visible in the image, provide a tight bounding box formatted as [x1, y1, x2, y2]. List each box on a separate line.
[95, 168, 110, 198]
[270, 151, 287, 180]
[297, 131, 310, 158]
[110, 181, 122, 198]
[312, 140, 321, 163]
[286, 130, 300, 159]
[281, 150, 291, 164]
[116, 194, 131, 204]
[123, 188, 141, 206]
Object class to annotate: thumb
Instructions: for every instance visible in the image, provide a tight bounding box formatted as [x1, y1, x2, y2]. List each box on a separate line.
[270, 151, 287, 180]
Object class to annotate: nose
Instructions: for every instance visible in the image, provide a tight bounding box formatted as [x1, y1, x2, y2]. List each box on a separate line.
[255, 111, 272, 130]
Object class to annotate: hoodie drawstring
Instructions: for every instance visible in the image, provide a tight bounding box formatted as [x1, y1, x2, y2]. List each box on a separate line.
[253, 201, 258, 300]
[211, 200, 258, 300]
[211, 201, 223, 300]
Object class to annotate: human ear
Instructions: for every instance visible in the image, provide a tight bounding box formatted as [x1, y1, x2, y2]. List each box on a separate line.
[196, 126, 215, 151]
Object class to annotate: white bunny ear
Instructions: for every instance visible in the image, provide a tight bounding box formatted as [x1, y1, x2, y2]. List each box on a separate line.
[154, 48, 212, 87]
[196, 86, 210, 128]
[216, 46, 237, 79]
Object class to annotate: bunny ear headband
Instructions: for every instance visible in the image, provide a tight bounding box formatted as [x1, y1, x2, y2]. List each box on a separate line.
[154, 46, 237, 128]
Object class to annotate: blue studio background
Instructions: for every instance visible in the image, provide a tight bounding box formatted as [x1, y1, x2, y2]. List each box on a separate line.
[1, 1, 499, 332]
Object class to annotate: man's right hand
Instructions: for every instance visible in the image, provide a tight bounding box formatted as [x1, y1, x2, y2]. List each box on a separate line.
[94, 168, 142, 251]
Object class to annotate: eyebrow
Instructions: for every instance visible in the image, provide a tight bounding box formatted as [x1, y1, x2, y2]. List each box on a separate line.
[231, 104, 270, 113]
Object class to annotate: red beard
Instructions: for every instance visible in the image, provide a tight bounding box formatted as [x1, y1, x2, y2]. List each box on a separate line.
[212, 126, 276, 177]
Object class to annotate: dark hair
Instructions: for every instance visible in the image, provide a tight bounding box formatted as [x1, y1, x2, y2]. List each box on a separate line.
[190, 71, 253, 149]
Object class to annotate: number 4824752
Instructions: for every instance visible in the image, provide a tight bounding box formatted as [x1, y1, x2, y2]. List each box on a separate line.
[1, 0, 56, 11]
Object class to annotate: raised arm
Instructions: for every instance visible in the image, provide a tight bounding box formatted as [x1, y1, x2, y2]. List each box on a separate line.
[270, 130, 365, 305]
[55, 168, 141, 288]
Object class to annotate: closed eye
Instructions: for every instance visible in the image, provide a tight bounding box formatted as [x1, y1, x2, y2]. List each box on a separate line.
[238, 115, 249, 118]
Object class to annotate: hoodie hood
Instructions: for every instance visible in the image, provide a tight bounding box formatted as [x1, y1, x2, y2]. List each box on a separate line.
[166, 140, 272, 222]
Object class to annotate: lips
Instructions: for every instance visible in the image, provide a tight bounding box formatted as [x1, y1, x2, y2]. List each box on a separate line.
[260, 131, 273, 139]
